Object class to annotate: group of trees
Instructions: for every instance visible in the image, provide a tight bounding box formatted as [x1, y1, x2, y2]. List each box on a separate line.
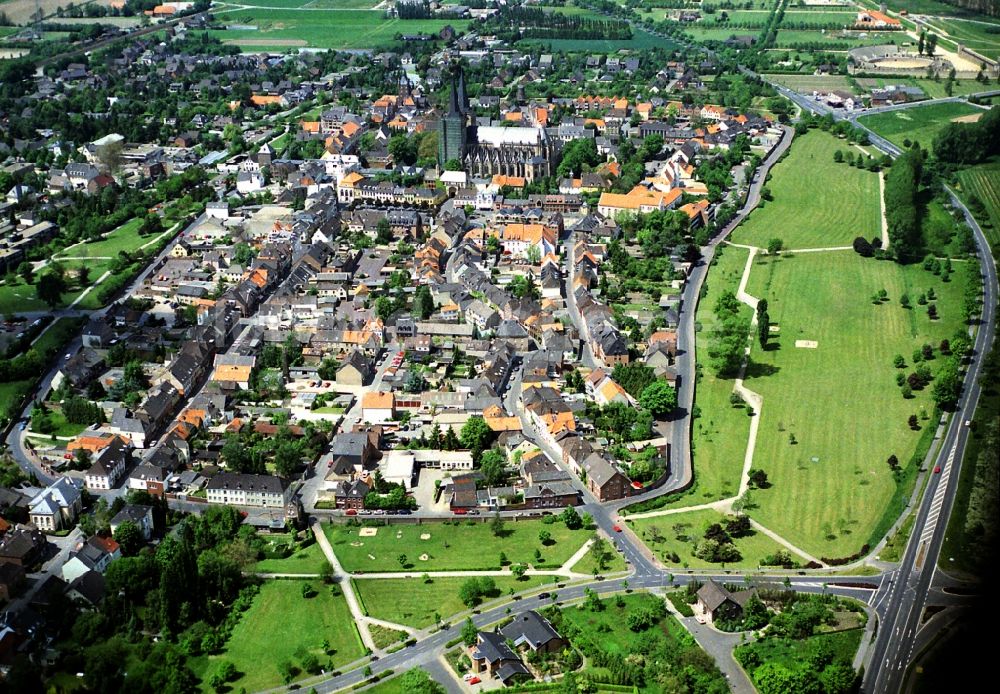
[64, 506, 264, 693]
[483, 6, 633, 42]
[585, 401, 654, 442]
[693, 516, 752, 563]
[933, 105, 1000, 165]
[883, 149, 923, 262]
[735, 594, 861, 694]
[708, 289, 750, 377]
[458, 576, 500, 607]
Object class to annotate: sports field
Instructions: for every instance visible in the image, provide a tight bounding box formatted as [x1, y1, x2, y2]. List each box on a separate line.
[958, 162, 1000, 252]
[193, 579, 365, 692]
[732, 129, 882, 249]
[208, 5, 469, 50]
[742, 251, 972, 558]
[859, 101, 986, 149]
[325, 520, 590, 572]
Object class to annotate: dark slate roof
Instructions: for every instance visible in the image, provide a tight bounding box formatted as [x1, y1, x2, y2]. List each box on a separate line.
[500, 610, 562, 650]
[205, 473, 288, 494]
[473, 631, 518, 664]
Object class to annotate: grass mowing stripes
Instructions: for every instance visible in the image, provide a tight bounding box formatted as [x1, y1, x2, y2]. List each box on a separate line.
[742, 252, 971, 558]
[731, 129, 882, 250]
[858, 101, 986, 150]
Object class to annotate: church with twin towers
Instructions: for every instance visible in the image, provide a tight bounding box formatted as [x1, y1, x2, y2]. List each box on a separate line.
[437, 65, 559, 182]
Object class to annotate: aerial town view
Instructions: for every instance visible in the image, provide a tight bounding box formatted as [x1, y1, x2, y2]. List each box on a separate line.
[0, 0, 997, 692]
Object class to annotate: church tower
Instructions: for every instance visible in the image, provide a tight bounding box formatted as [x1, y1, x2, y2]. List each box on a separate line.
[438, 65, 468, 167]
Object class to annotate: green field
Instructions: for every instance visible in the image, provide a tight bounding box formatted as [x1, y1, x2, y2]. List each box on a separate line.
[742, 252, 972, 558]
[253, 535, 330, 575]
[664, 245, 753, 511]
[325, 520, 590, 572]
[775, 29, 903, 47]
[353, 575, 559, 628]
[54, 218, 151, 260]
[519, 26, 679, 52]
[958, 162, 1000, 252]
[193, 579, 366, 692]
[568, 540, 628, 575]
[736, 629, 864, 685]
[628, 509, 808, 569]
[208, 8, 469, 50]
[925, 16, 1000, 59]
[859, 101, 986, 149]
[855, 76, 991, 100]
[559, 592, 729, 691]
[765, 73, 856, 94]
[733, 130, 882, 250]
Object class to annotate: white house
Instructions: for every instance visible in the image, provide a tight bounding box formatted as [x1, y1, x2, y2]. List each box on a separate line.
[361, 391, 396, 424]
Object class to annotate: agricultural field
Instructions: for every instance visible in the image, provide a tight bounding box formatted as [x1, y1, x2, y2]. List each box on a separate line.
[924, 16, 1000, 59]
[732, 129, 882, 250]
[858, 101, 986, 149]
[742, 251, 973, 558]
[681, 26, 757, 43]
[191, 579, 365, 692]
[325, 519, 591, 572]
[628, 509, 809, 569]
[958, 162, 1000, 252]
[774, 29, 904, 47]
[519, 26, 679, 52]
[207, 7, 469, 50]
[353, 575, 558, 628]
[765, 73, 857, 94]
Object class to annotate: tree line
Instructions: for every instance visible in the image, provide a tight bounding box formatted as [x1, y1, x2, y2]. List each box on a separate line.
[933, 105, 1000, 166]
[883, 148, 923, 262]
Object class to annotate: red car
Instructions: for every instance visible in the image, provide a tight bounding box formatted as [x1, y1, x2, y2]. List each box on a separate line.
[345, 509, 358, 516]
[467, 676, 481, 685]
[934, 466, 942, 474]
[612, 524, 622, 533]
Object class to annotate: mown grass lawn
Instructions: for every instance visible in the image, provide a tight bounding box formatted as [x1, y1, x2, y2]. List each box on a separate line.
[859, 101, 986, 150]
[569, 541, 628, 576]
[732, 130, 882, 250]
[743, 251, 972, 558]
[325, 520, 590, 572]
[54, 218, 154, 260]
[628, 509, 808, 569]
[195, 579, 365, 692]
[352, 575, 559, 628]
